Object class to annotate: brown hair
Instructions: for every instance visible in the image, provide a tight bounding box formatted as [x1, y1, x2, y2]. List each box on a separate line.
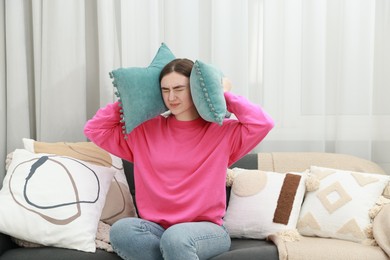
[159, 58, 194, 82]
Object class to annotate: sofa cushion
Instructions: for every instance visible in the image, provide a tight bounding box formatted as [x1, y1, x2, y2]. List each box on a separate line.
[224, 168, 307, 239]
[0, 233, 17, 256]
[0, 149, 115, 252]
[298, 166, 390, 244]
[210, 239, 278, 260]
[110, 42, 175, 134]
[269, 234, 388, 260]
[0, 247, 121, 260]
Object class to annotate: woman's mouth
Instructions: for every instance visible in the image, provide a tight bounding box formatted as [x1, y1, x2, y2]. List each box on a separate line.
[169, 103, 180, 109]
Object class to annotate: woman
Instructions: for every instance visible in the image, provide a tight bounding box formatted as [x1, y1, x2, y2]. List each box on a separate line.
[84, 58, 274, 259]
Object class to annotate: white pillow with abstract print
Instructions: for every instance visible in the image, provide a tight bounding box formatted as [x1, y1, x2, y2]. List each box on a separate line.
[22, 138, 137, 225]
[297, 166, 390, 244]
[223, 168, 307, 239]
[0, 149, 115, 252]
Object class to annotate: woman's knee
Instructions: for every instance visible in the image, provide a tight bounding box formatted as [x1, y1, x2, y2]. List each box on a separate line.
[160, 225, 189, 246]
[110, 218, 138, 246]
[160, 226, 196, 258]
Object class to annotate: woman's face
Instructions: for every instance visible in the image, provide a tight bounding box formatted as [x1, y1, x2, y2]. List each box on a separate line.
[160, 72, 199, 121]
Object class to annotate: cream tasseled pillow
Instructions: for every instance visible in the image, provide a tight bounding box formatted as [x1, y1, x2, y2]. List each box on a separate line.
[298, 166, 390, 244]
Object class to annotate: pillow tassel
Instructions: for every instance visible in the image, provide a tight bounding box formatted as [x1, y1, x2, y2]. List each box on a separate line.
[115, 95, 127, 138]
[272, 229, 301, 242]
[364, 224, 374, 239]
[368, 196, 390, 219]
[226, 169, 237, 187]
[111, 77, 120, 123]
[305, 174, 320, 192]
[383, 183, 390, 199]
[5, 152, 13, 171]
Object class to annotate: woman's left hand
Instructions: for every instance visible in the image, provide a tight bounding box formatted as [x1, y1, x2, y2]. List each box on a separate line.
[222, 78, 233, 92]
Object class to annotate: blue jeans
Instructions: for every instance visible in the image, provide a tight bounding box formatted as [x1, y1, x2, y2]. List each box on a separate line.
[110, 217, 231, 260]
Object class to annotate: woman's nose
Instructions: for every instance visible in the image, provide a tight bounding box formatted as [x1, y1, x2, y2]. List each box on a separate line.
[168, 91, 176, 101]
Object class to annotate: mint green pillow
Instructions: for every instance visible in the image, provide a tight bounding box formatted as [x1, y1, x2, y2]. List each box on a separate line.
[190, 60, 227, 125]
[110, 43, 175, 134]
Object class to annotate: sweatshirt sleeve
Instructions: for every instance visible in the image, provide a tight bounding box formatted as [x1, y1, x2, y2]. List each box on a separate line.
[83, 102, 134, 162]
[224, 91, 274, 166]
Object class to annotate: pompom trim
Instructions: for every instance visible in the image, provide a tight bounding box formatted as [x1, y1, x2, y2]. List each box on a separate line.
[109, 71, 127, 139]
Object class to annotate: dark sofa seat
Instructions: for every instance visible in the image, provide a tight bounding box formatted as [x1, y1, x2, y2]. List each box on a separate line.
[0, 236, 278, 260]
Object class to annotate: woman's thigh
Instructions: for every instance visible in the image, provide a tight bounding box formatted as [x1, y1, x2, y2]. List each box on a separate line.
[160, 222, 231, 260]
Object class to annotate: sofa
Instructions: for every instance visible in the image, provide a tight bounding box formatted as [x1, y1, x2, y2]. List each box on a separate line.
[0, 151, 389, 260]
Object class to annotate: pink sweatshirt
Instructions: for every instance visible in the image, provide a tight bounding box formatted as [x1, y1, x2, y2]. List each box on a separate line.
[84, 92, 274, 229]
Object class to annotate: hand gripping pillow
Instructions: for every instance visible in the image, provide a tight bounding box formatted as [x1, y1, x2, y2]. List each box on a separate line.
[110, 43, 175, 134]
[190, 60, 227, 125]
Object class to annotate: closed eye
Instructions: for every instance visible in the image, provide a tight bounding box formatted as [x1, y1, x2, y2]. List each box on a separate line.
[174, 86, 185, 91]
[161, 85, 187, 93]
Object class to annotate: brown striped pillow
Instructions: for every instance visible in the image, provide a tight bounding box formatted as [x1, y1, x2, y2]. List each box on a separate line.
[223, 168, 307, 239]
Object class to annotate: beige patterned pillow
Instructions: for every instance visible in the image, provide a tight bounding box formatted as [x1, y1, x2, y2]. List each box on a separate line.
[298, 166, 390, 244]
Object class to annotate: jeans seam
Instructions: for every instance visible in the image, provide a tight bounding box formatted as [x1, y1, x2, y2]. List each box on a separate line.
[192, 229, 230, 260]
[112, 244, 131, 260]
[140, 220, 165, 240]
[192, 228, 229, 242]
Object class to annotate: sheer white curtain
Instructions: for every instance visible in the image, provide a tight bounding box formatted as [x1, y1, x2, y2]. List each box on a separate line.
[1, 0, 389, 186]
[259, 0, 390, 175]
